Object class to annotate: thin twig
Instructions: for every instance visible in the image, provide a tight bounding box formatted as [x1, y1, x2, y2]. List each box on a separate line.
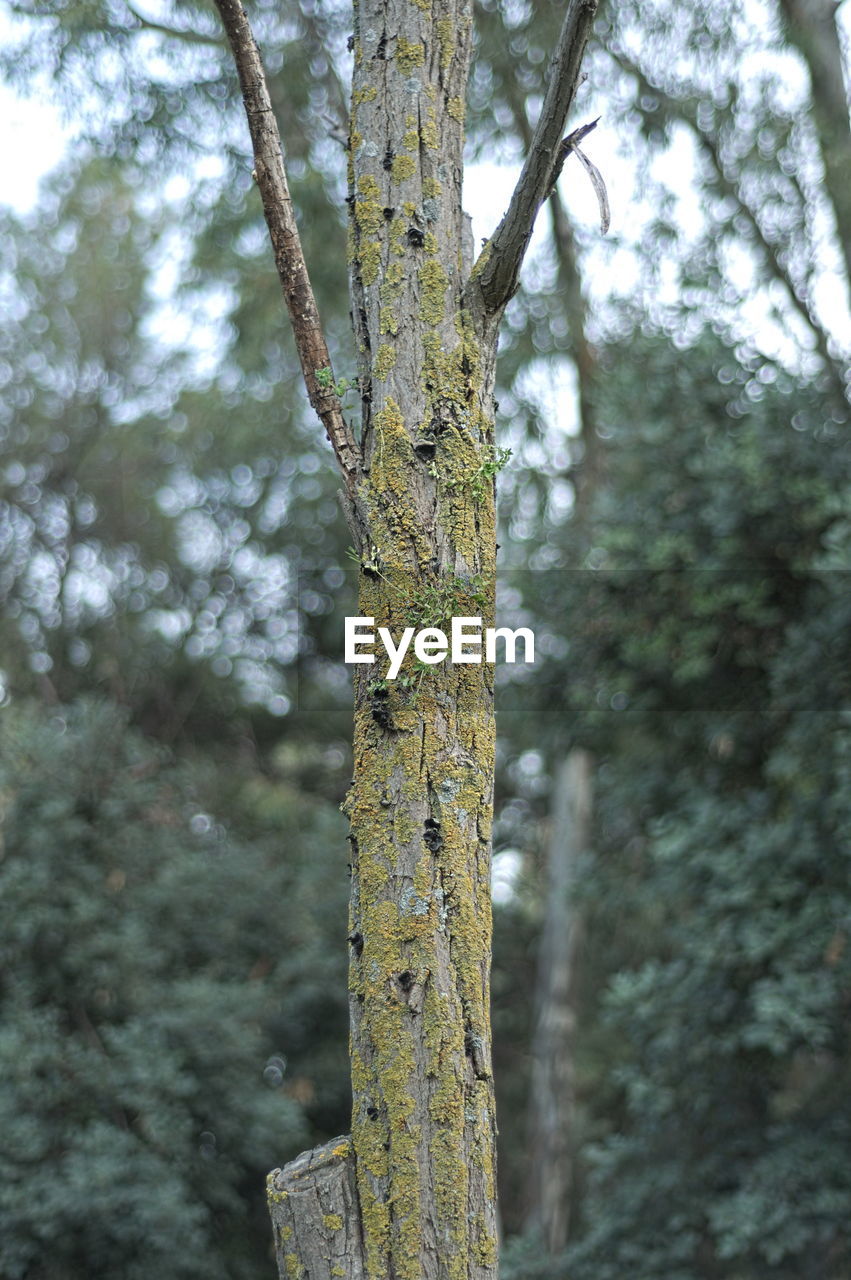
[545, 116, 600, 199]
[212, 0, 361, 487]
[125, 2, 222, 46]
[469, 0, 598, 315]
[502, 79, 604, 516]
[544, 118, 609, 233]
[569, 143, 610, 235]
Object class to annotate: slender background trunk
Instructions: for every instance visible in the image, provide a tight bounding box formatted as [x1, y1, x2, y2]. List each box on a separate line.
[524, 750, 592, 1253]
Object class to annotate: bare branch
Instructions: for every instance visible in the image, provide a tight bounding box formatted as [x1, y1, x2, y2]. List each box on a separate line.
[501, 79, 604, 517]
[124, 2, 222, 46]
[777, 0, 851, 293]
[469, 0, 598, 315]
[611, 48, 849, 406]
[212, 0, 361, 487]
[571, 145, 609, 234]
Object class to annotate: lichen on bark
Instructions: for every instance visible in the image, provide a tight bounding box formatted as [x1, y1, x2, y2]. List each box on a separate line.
[214, 0, 598, 1272]
[343, 0, 501, 1271]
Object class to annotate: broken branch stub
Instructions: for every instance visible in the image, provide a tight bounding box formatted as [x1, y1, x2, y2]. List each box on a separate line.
[267, 1135, 366, 1279]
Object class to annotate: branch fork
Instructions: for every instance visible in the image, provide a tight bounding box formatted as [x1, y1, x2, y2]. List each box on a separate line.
[468, 0, 600, 316]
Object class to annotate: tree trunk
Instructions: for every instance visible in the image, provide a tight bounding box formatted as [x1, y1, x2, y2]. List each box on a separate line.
[340, 6, 502, 1275]
[212, 0, 598, 1272]
[524, 749, 592, 1254]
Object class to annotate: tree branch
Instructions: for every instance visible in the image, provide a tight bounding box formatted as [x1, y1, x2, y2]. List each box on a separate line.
[469, 0, 598, 315]
[611, 48, 849, 407]
[502, 78, 604, 521]
[125, 2, 223, 46]
[212, 0, 361, 488]
[777, 0, 851, 295]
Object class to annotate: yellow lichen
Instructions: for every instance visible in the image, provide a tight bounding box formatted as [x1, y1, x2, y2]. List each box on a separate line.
[395, 37, 425, 73]
[418, 260, 448, 326]
[435, 18, 454, 73]
[354, 84, 378, 104]
[387, 216, 409, 259]
[420, 107, 439, 150]
[354, 176, 384, 263]
[360, 240, 382, 287]
[422, 176, 442, 198]
[266, 1171, 289, 1206]
[361, 403, 434, 568]
[374, 344, 397, 380]
[473, 1214, 498, 1267]
[448, 96, 465, 124]
[358, 173, 380, 199]
[470, 238, 492, 280]
[379, 261, 404, 333]
[323, 1213, 344, 1231]
[391, 154, 416, 183]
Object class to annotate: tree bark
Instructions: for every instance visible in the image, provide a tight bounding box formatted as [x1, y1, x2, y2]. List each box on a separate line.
[342, 6, 499, 1274]
[213, 0, 361, 488]
[211, 0, 597, 1273]
[524, 749, 592, 1255]
[267, 1138, 366, 1278]
[340, 2, 594, 1273]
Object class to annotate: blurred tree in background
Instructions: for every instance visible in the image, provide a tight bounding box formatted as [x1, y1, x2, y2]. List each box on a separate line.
[0, 697, 351, 1278]
[0, 0, 849, 1275]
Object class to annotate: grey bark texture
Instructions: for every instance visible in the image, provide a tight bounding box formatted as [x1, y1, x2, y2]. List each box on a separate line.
[343, 6, 500, 1268]
[267, 1138, 366, 1278]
